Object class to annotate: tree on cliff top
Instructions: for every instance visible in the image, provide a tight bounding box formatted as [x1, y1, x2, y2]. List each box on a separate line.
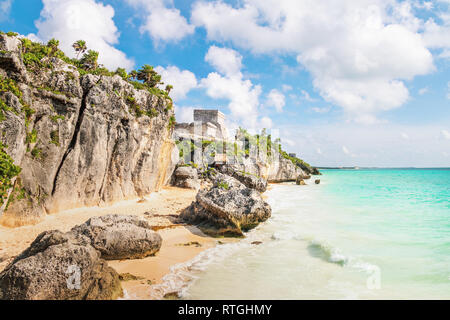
[72, 40, 87, 60]
[47, 39, 60, 57]
[137, 65, 162, 88]
[80, 50, 99, 70]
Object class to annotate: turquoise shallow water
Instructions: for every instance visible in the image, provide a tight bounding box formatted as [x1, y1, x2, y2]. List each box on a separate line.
[177, 169, 450, 299]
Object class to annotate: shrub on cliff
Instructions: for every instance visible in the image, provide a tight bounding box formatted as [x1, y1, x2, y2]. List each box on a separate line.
[0, 142, 21, 206]
[137, 64, 163, 88]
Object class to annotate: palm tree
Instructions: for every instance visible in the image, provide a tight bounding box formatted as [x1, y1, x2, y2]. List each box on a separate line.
[80, 50, 99, 70]
[165, 84, 173, 94]
[72, 40, 87, 60]
[47, 38, 59, 57]
[137, 65, 162, 88]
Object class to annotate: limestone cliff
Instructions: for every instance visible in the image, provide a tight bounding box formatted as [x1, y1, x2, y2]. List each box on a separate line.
[0, 34, 178, 227]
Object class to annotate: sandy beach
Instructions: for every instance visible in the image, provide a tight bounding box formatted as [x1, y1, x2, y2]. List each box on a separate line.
[0, 186, 235, 300]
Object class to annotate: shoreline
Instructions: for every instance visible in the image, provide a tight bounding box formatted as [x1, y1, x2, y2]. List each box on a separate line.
[0, 186, 237, 300]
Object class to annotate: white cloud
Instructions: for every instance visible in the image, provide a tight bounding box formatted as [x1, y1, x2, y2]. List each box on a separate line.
[401, 132, 410, 140]
[311, 106, 330, 114]
[260, 116, 273, 129]
[282, 84, 292, 92]
[277, 123, 450, 167]
[200, 72, 261, 126]
[205, 46, 243, 77]
[415, 1, 434, 10]
[300, 89, 317, 102]
[418, 87, 429, 95]
[192, 0, 435, 123]
[441, 129, 450, 140]
[28, 0, 133, 70]
[0, 0, 12, 21]
[201, 46, 262, 127]
[423, 12, 450, 57]
[342, 146, 350, 155]
[174, 105, 195, 123]
[126, 0, 194, 43]
[266, 89, 285, 112]
[316, 148, 323, 155]
[155, 65, 197, 101]
[447, 82, 450, 99]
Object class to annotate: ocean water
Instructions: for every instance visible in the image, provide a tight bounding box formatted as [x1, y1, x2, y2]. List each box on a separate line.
[166, 169, 450, 299]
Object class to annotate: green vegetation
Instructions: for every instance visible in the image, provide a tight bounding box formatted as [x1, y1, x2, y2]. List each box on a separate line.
[50, 114, 65, 122]
[5, 181, 30, 210]
[136, 65, 162, 88]
[15, 35, 174, 102]
[31, 146, 42, 159]
[80, 50, 99, 70]
[0, 75, 23, 121]
[279, 148, 313, 172]
[115, 67, 128, 80]
[126, 95, 159, 118]
[0, 142, 22, 206]
[72, 40, 87, 59]
[50, 130, 59, 146]
[26, 129, 37, 144]
[0, 98, 13, 121]
[168, 115, 176, 130]
[217, 181, 230, 190]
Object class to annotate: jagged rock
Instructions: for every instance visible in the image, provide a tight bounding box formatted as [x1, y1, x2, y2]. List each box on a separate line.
[0, 230, 122, 300]
[0, 34, 177, 227]
[315, 179, 321, 185]
[180, 175, 271, 237]
[174, 166, 198, 179]
[71, 215, 162, 260]
[311, 167, 322, 175]
[172, 166, 200, 190]
[217, 165, 267, 192]
[267, 156, 308, 183]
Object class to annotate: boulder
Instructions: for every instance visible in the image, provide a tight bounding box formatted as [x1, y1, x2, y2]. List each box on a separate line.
[311, 167, 322, 175]
[0, 231, 122, 300]
[218, 165, 267, 192]
[172, 166, 200, 190]
[180, 175, 271, 237]
[315, 179, 321, 185]
[296, 176, 307, 185]
[174, 166, 198, 180]
[71, 215, 162, 260]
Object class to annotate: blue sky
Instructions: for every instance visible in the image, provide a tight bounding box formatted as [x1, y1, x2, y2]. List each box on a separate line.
[1, 0, 449, 167]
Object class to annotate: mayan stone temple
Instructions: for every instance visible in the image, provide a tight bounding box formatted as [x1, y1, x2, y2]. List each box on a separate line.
[174, 109, 231, 165]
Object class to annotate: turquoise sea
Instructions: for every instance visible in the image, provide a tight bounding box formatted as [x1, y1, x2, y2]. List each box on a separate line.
[159, 169, 450, 299]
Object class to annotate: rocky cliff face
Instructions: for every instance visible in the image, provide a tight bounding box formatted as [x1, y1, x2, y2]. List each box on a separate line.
[0, 34, 178, 227]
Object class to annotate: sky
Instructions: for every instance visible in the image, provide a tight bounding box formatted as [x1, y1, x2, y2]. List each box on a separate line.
[0, 0, 449, 167]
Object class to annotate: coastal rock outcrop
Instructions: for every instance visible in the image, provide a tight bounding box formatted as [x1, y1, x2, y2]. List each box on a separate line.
[172, 166, 200, 190]
[217, 164, 267, 193]
[0, 230, 122, 300]
[180, 174, 271, 237]
[0, 34, 177, 227]
[267, 156, 307, 183]
[71, 214, 162, 260]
